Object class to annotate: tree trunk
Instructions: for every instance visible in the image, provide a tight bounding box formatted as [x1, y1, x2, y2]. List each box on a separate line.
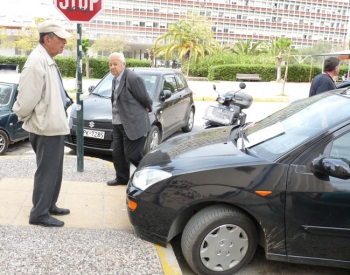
[85, 57, 90, 78]
[147, 49, 155, 67]
[276, 53, 283, 81]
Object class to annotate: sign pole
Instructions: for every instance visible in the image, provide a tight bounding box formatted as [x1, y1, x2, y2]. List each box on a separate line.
[76, 23, 84, 172]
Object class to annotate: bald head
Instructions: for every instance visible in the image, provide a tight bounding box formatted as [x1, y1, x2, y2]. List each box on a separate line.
[109, 52, 126, 77]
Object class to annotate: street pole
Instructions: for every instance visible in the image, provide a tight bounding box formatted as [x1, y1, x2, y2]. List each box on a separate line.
[76, 23, 84, 172]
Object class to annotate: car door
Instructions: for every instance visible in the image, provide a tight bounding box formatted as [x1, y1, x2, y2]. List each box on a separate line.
[286, 125, 350, 262]
[174, 72, 192, 124]
[160, 74, 182, 134]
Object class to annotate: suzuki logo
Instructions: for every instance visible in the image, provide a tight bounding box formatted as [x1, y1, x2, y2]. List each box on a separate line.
[89, 121, 95, 128]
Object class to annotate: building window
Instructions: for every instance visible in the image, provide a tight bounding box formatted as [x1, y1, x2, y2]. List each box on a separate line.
[224, 28, 228, 33]
[126, 21, 131, 26]
[153, 22, 159, 28]
[237, 14, 242, 19]
[140, 22, 145, 27]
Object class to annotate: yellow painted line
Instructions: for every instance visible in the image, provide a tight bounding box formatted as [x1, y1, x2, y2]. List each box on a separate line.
[155, 244, 182, 275]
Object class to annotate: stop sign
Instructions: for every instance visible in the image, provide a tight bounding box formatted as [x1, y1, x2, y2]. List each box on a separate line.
[54, 0, 104, 22]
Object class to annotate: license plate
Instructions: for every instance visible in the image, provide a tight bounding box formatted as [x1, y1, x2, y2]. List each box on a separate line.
[83, 129, 105, 139]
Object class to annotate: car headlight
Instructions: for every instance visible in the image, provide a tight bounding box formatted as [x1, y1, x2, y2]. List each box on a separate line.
[132, 168, 172, 191]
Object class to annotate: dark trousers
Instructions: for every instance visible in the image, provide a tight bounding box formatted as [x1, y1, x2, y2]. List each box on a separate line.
[112, 124, 146, 181]
[29, 133, 65, 222]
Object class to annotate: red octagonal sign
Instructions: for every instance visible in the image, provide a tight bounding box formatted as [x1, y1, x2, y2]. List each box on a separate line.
[54, 0, 104, 22]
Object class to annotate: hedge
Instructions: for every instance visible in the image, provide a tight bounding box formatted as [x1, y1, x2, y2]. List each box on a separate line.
[0, 55, 150, 78]
[207, 64, 349, 82]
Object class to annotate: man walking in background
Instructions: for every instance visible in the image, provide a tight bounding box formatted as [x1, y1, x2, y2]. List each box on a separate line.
[309, 56, 341, 97]
[13, 20, 72, 227]
[107, 52, 153, 186]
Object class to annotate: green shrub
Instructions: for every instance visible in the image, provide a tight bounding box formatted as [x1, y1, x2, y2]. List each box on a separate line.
[0, 55, 151, 79]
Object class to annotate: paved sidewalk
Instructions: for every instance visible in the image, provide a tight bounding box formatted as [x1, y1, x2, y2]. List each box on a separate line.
[0, 155, 181, 274]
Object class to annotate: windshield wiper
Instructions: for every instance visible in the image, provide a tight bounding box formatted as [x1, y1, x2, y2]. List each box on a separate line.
[91, 92, 110, 99]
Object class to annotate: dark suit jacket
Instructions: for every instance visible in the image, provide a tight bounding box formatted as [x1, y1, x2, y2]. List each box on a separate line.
[111, 68, 153, 140]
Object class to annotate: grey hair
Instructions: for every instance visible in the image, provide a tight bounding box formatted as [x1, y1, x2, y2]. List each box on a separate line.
[39, 32, 54, 44]
[109, 52, 125, 63]
[323, 57, 341, 72]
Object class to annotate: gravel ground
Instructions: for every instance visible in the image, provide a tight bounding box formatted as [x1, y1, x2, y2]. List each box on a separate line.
[0, 225, 163, 275]
[0, 156, 115, 182]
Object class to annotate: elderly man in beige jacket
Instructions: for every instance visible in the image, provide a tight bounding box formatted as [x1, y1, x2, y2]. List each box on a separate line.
[13, 20, 73, 227]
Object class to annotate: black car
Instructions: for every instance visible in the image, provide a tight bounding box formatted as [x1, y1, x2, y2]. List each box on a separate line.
[126, 89, 350, 275]
[336, 80, 350, 89]
[65, 68, 195, 154]
[0, 66, 28, 155]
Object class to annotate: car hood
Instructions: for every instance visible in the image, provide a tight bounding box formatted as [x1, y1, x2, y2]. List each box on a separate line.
[71, 95, 112, 121]
[140, 127, 263, 172]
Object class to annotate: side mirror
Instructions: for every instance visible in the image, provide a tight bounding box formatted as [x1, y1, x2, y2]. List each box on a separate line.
[311, 157, 350, 180]
[160, 90, 172, 101]
[88, 85, 95, 94]
[239, 82, 246, 89]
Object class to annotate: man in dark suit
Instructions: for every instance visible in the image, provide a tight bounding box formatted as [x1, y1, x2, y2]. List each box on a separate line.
[107, 52, 153, 186]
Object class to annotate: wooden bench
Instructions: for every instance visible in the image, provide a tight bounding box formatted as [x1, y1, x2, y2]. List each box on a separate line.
[236, 73, 261, 81]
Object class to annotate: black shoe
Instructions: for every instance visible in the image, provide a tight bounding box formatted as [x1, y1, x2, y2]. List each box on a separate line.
[107, 179, 128, 186]
[49, 206, 70, 216]
[29, 217, 64, 227]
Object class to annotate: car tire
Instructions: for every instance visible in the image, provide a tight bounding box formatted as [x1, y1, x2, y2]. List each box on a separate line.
[0, 130, 9, 155]
[144, 125, 161, 154]
[181, 205, 257, 275]
[181, 107, 194, 133]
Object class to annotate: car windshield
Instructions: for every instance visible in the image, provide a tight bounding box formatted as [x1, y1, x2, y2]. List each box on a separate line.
[91, 72, 158, 99]
[239, 92, 350, 161]
[0, 84, 12, 106]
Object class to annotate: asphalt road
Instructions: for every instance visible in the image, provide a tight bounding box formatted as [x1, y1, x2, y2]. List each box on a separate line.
[5, 101, 350, 275]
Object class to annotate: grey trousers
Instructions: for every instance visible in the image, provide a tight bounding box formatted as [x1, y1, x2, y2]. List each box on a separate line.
[29, 133, 65, 222]
[112, 124, 146, 181]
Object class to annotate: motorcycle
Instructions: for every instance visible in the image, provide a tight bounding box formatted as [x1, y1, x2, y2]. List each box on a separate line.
[203, 82, 253, 128]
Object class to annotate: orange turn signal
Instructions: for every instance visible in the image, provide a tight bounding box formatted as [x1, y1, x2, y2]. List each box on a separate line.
[128, 199, 138, 210]
[255, 191, 272, 197]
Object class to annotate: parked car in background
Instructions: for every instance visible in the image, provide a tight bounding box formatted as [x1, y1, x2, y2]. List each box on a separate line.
[126, 88, 350, 275]
[65, 68, 195, 155]
[0, 65, 28, 155]
[336, 80, 350, 89]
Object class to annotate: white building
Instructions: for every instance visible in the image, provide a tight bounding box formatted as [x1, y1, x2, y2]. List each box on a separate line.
[1, 0, 350, 58]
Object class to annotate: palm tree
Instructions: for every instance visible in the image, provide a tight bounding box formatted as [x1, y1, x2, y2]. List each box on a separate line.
[263, 37, 294, 81]
[154, 13, 220, 76]
[225, 39, 265, 55]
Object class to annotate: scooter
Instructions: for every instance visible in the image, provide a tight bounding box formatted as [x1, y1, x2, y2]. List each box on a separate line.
[203, 82, 253, 128]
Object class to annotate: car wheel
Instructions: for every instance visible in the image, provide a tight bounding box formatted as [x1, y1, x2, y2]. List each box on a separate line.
[144, 125, 161, 154]
[181, 107, 195, 132]
[181, 205, 257, 275]
[0, 130, 9, 155]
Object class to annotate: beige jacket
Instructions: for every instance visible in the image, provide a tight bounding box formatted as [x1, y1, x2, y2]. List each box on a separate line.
[13, 44, 69, 136]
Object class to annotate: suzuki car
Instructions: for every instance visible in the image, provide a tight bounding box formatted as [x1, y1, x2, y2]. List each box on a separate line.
[65, 68, 195, 155]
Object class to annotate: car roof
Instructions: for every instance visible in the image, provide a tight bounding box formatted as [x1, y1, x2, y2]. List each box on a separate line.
[130, 67, 183, 75]
[0, 72, 21, 84]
